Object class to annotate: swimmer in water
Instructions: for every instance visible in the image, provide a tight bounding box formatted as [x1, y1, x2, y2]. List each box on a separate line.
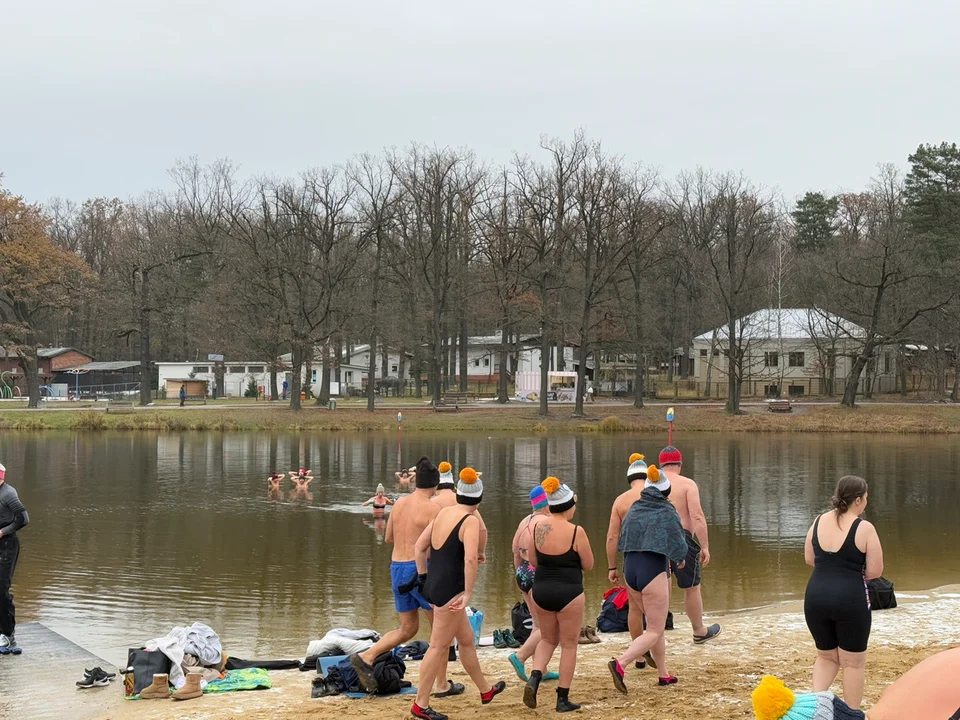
[364, 484, 395, 514]
[267, 472, 283, 490]
[396, 466, 416, 486]
[290, 468, 313, 489]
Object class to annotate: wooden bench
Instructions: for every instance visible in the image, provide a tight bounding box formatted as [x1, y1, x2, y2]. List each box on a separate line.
[106, 400, 135, 414]
[182, 395, 207, 405]
[433, 392, 470, 413]
[79, 393, 98, 402]
[767, 399, 793, 413]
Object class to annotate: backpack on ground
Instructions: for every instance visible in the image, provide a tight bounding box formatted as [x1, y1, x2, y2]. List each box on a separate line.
[596, 591, 629, 633]
[512, 601, 534, 643]
[868, 577, 897, 610]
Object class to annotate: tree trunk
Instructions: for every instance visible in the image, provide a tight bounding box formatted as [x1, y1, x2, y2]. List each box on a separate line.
[538, 328, 549, 417]
[725, 318, 740, 414]
[367, 332, 377, 412]
[459, 317, 468, 392]
[270, 365, 278, 401]
[18, 347, 41, 409]
[704, 327, 717, 399]
[497, 323, 510, 403]
[317, 344, 331, 405]
[138, 268, 152, 406]
[413, 344, 423, 399]
[633, 353, 644, 409]
[289, 343, 303, 411]
[303, 353, 313, 401]
[398, 352, 408, 397]
[951, 352, 960, 402]
[574, 305, 591, 417]
[842, 347, 873, 408]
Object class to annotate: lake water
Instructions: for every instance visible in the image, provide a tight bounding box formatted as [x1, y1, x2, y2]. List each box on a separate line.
[3, 431, 959, 663]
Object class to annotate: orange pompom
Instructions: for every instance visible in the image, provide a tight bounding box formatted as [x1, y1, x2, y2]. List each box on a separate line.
[541, 476, 561, 495]
[459, 467, 479, 484]
[647, 465, 660, 482]
[438, 461, 452, 473]
[629, 453, 644, 463]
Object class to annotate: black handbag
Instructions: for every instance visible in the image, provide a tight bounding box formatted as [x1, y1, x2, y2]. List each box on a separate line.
[127, 647, 173, 694]
[868, 577, 897, 610]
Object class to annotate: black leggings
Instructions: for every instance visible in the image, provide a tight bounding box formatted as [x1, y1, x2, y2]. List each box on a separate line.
[624, 551, 668, 592]
[0, 535, 19, 638]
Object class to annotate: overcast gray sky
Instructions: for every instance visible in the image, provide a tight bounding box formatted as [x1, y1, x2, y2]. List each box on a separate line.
[3, 0, 958, 204]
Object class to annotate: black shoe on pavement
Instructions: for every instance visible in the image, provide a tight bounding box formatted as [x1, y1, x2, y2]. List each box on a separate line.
[77, 669, 110, 689]
[85, 667, 116, 680]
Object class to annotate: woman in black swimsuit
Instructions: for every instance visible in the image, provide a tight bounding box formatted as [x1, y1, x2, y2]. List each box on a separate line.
[804, 475, 884, 709]
[411, 468, 506, 720]
[523, 477, 594, 713]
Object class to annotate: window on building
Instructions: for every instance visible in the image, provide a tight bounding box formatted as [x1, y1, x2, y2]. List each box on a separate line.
[474, 358, 480, 367]
[712, 348, 720, 357]
[764, 352, 779, 368]
[391, 365, 398, 373]
[247, 366, 265, 373]
[699, 349, 708, 358]
[311, 370, 317, 382]
[193, 366, 209, 374]
[483, 358, 490, 367]
[345, 371, 354, 383]
[788, 385, 805, 396]
[228, 366, 245, 374]
[884, 353, 891, 373]
[788, 352, 805, 368]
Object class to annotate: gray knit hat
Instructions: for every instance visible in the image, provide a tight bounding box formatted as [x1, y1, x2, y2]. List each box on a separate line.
[456, 467, 483, 505]
[643, 465, 671, 494]
[542, 477, 575, 513]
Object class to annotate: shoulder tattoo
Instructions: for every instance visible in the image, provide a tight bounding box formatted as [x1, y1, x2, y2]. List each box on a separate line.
[534, 521, 552, 548]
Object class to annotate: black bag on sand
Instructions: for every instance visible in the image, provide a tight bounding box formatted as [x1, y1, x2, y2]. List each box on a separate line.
[868, 577, 897, 610]
[643, 611, 675, 631]
[596, 595, 629, 633]
[512, 601, 534, 643]
[127, 647, 173, 694]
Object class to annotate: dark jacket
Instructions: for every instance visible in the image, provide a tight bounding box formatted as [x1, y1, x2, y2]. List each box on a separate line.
[618, 487, 687, 564]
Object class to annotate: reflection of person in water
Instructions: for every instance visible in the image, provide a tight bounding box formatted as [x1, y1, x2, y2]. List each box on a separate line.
[363, 517, 388, 544]
[364, 484, 395, 516]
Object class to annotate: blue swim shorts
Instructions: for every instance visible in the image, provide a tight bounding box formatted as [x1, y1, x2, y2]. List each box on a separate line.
[391, 560, 431, 613]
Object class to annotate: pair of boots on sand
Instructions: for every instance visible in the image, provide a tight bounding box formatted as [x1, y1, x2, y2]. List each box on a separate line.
[139, 671, 203, 701]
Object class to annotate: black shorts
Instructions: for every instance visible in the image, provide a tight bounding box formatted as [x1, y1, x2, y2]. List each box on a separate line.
[804, 583, 872, 653]
[670, 530, 701, 589]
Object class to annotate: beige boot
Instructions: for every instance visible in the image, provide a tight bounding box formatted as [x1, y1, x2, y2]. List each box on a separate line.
[139, 673, 171, 699]
[172, 671, 203, 701]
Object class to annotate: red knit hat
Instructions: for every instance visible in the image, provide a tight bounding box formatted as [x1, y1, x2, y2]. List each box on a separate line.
[659, 446, 682, 466]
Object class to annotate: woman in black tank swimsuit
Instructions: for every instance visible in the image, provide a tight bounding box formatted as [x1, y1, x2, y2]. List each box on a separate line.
[803, 475, 883, 710]
[411, 468, 505, 720]
[523, 477, 594, 714]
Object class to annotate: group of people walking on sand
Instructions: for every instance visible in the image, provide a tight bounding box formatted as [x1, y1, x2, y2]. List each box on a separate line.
[333, 444, 917, 720]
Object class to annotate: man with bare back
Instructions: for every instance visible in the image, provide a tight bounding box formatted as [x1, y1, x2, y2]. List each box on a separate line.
[658, 446, 721, 643]
[350, 457, 461, 697]
[606, 453, 652, 666]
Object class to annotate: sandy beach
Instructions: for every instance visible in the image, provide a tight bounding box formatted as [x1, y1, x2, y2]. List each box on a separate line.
[94, 586, 960, 720]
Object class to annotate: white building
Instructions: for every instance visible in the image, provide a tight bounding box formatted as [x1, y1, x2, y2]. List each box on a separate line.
[693, 308, 898, 397]
[156, 361, 273, 398]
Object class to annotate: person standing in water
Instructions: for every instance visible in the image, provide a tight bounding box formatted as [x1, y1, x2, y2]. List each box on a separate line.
[606, 453, 652, 669]
[363, 484, 395, 515]
[523, 477, 593, 713]
[508, 486, 559, 683]
[350, 458, 456, 698]
[411, 468, 507, 720]
[0, 462, 29, 654]
[658, 446, 721, 644]
[608, 466, 687, 692]
[803, 475, 883, 709]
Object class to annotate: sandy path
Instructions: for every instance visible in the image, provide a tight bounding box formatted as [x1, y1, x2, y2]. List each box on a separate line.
[99, 587, 960, 720]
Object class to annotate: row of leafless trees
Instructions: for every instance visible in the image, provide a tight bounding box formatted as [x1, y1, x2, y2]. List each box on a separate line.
[13, 135, 958, 412]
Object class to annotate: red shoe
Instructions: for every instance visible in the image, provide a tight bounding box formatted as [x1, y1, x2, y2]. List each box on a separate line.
[481, 681, 506, 704]
[411, 703, 448, 720]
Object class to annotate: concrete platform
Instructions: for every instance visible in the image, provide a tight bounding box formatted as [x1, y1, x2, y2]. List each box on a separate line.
[0, 622, 124, 720]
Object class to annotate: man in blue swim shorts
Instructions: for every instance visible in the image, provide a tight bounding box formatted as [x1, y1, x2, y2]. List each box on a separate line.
[350, 458, 463, 698]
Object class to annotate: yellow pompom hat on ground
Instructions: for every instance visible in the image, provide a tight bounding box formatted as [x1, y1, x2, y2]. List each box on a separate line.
[751, 676, 865, 720]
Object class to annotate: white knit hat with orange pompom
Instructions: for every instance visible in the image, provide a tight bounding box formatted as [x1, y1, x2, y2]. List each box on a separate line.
[643, 465, 671, 494]
[627, 453, 648, 483]
[438, 461, 455, 488]
[456, 467, 484, 505]
[541, 476, 575, 511]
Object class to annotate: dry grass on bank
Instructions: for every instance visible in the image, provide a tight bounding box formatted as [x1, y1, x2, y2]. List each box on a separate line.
[0, 402, 959, 434]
